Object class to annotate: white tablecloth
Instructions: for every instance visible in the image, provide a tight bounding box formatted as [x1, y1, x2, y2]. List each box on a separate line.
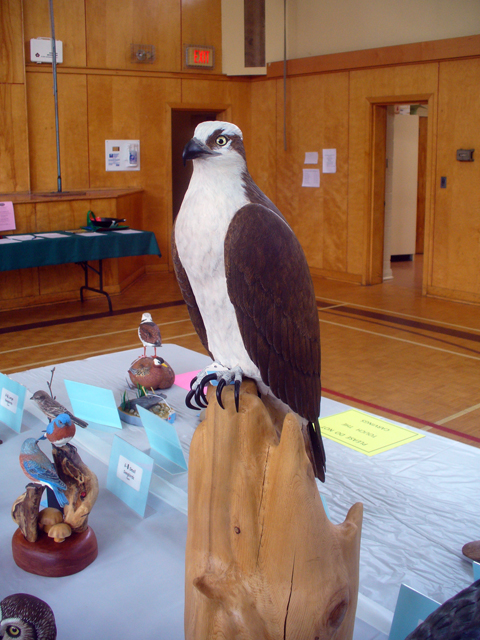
[2, 344, 478, 639]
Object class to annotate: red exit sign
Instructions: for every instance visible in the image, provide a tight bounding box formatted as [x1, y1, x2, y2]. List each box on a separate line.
[185, 45, 215, 69]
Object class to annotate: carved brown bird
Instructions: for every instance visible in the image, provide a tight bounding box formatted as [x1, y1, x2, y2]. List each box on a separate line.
[138, 313, 162, 357]
[172, 121, 325, 481]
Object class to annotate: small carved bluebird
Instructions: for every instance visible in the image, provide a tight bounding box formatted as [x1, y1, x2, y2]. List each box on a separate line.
[0, 593, 56, 639]
[19, 439, 69, 508]
[138, 313, 162, 356]
[30, 391, 88, 429]
[37, 413, 76, 448]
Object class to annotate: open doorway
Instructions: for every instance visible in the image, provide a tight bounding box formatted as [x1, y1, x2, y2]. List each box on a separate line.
[171, 111, 218, 221]
[370, 101, 429, 290]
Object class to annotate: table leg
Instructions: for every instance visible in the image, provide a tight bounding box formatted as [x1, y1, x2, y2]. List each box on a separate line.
[77, 259, 113, 313]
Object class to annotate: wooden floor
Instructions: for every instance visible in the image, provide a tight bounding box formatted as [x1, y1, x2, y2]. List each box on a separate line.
[2, 256, 480, 449]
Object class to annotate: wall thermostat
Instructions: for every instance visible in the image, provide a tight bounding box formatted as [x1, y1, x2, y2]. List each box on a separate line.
[456, 149, 474, 162]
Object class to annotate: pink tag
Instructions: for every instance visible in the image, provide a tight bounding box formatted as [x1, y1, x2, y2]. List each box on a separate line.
[174, 370, 201, 391]
[0, 202, 15, 232]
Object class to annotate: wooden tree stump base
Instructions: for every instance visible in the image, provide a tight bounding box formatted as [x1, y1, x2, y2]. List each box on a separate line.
[185, 381, 363, 640]
[12, 526, 98, 577]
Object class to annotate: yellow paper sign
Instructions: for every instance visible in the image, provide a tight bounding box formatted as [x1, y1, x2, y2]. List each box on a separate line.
[320, 410, 425, 456]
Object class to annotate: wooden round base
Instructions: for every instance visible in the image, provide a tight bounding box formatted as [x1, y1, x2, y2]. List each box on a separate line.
[462, 540, 480, 562]
[12, 527, 98, 577]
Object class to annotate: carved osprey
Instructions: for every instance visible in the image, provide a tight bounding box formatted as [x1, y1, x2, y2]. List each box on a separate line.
[172, 121, 325, 482]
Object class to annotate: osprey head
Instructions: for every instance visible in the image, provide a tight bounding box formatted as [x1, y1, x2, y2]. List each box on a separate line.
[182, 121, 245, 166]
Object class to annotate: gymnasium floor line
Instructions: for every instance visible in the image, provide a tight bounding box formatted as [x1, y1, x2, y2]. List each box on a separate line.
[319, 310, 480, 357]
[317, 297, 480, 333]
[322, 387, 480, 446]
[318, 318, 480, 361]
[1, 334, 198, 374]
[0, 318, 193, 356]
[0, 299, 187, 335]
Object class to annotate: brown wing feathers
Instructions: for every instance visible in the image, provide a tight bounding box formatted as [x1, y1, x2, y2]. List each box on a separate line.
[224, 204, 321, 423]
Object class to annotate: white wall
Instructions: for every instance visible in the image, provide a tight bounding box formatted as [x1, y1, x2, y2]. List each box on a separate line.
[390, 114, 420, 258]
[286, 0, 480, 60]
[222, 0, 480, 74]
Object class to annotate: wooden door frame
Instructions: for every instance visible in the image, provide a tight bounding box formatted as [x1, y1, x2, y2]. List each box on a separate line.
[166, 103, 231, 270]
[366, 94, 435, 291]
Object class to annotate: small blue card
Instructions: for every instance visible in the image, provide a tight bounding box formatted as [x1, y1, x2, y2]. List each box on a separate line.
[106, 436, 154, 517]
[64, 379, 122, 432]
[388, 584, 440, 640]
[474, 562, 480, 581]
[137, 405, 187, 475]
[0, 373, 26, 433]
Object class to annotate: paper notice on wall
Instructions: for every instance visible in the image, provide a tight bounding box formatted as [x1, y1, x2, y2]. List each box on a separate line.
[302, 169, 320, 188]
[322, 149, 337, 173]
[304, 152, 318, 164]
[0, 202, 15, 232]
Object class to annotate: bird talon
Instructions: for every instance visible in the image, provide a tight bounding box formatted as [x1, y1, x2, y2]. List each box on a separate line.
[216, 379, 227, 409]
[194, 384, 208, 409]
[185, 389, 200, 410]
[234, 380, 241, 412]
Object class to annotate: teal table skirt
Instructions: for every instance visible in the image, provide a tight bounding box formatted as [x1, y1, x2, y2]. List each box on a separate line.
[0, 230, 161, 272]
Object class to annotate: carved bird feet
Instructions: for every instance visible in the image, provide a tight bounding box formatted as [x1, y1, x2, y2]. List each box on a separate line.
[186, 364, 244, 412]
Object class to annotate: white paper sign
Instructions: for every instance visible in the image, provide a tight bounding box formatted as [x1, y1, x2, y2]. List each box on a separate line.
[1, 388, 18, 414]
[117, 454, 143, 491]
[0, 202, 15, 232]
[302, 168, 320, 188]
[323, 149, 337, 173]
[304, 152, 318, 164]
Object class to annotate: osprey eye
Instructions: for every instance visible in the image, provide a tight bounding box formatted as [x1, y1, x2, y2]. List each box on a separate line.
[7, 626, 21, 637]
[216, 135, 228, 146]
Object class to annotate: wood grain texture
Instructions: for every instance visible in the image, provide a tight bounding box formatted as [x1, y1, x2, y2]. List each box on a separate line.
[26, 72, 89, 191]
[182, 0, 222, 73]
[0, 84, 30, 193]
[275, 73, 349, 275]
[23, 0, 87, 68]
[185, 382, 362, 640]
[87, 74, 180, 267]
[0, 0, 24, 84]
[415, 116, 427, 255]
[85, 0, 180, 72]
[431, 58, 480, 301]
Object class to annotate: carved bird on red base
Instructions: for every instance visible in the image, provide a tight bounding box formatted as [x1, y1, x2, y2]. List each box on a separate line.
[172, 121, 325, 482]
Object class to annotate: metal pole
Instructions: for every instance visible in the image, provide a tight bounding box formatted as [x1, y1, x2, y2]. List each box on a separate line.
[49, 0, 62, 192]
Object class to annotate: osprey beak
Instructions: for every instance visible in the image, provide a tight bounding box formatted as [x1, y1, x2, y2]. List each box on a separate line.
[182, 138, 220, 166]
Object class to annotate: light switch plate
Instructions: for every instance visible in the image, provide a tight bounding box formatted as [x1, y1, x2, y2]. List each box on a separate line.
[105, 140, 140, 172]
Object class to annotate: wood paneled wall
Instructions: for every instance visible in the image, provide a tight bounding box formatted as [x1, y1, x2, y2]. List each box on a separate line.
[250, 39, 480, 304]
[1, 0, 480, 307]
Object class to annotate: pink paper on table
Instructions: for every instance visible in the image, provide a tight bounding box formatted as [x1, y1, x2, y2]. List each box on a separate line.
[174, 370, 201, 391]
[0, 202, 15, 232]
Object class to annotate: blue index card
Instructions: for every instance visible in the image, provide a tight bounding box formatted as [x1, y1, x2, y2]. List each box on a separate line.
[137, 405, 187, 475]
[0, 373, 26, 433]
[64, 379, 122, 432]
[474, 562, 480, 581]
[107, 436, 154, 517]
[388, 584, 440, 640]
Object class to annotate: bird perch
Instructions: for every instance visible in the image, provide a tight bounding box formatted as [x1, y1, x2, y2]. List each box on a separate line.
[185, 381, 363, 640]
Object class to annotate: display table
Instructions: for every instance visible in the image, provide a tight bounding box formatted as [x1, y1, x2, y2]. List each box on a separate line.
[2, 345, 479, 640]
[0, 229, 161, 312]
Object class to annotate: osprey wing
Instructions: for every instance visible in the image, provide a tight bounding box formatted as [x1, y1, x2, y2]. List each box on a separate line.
[224, 203, 321, 423]
[172, 222, 212, 358]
